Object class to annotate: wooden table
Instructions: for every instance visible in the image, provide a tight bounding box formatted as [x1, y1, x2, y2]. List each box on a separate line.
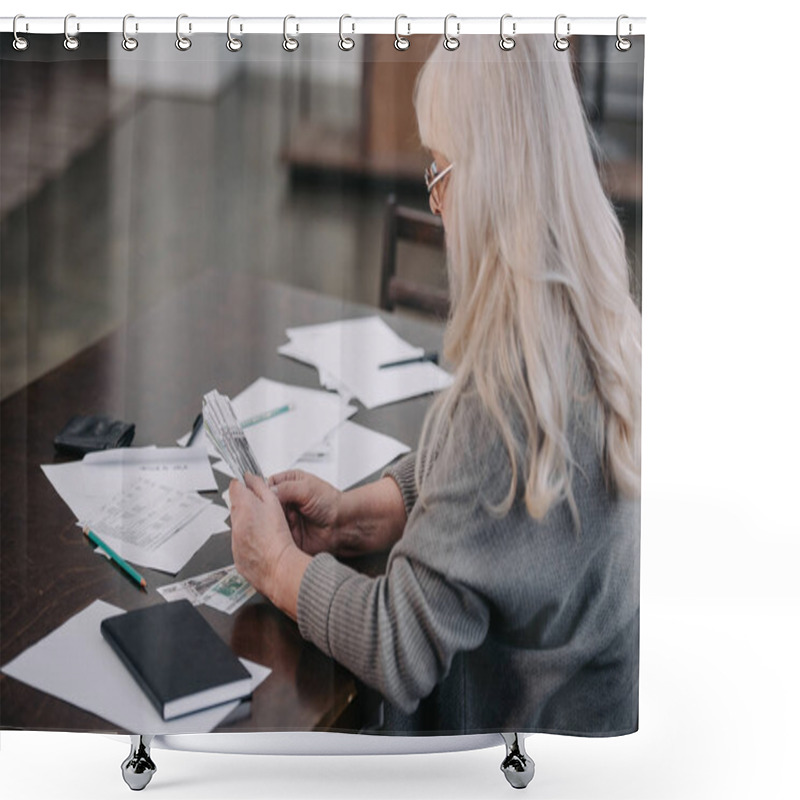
[0, 271, 445, 734]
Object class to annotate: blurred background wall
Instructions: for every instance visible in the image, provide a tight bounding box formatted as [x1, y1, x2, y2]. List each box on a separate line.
[0, 33, 642, 400]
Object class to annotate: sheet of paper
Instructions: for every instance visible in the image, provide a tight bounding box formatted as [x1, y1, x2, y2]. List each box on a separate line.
[286, 315, 423, 368]
[278, 316, 453, 409]
[278, 315, 419, 400]
[42, 461, 106, 523]
[294, 421, 411, 490]
[347, 360, 453, 410]
[83, 476, 211, 551]
[43, 461, 230, 574]
[277, 341, 354, 398]
[0, 599, 271, 735]
[42, 457, 218, 524]
[90, 501, 230, 575]
[159, 564, 256, 614]
[208, 377, 356, 479]
[82, 446, 218, 493]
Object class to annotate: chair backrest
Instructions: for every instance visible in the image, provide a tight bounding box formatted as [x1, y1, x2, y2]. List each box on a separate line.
[379, 194, 449, 319]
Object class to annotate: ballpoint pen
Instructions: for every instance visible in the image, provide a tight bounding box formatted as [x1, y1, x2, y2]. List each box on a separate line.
[378, 351, 439, 369]
[240, 403, 293, 428]
[186, 412, 203, 446]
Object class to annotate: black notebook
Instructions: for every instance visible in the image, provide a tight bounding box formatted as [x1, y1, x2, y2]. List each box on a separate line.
[101, 600, 252, 720]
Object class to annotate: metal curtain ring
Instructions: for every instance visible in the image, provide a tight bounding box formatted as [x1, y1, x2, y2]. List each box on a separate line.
[443, 14, 460, 51]
[499, 14, 516, 51]
[12, 14, 29, 51]
[339, 14, 355, 51]
[616, 15, 632, 52]
[394, 15, 410, 51]
[175, 13, 192, 51]
[283, 15, 299, 51]
[64, 13, 80, 51]
[122, 14, 139, 51]
[553, 14, 570, 52]
[227, 15, 243, 52]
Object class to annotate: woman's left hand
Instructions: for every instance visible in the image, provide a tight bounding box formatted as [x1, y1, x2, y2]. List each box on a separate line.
[229, 472, 311, 620]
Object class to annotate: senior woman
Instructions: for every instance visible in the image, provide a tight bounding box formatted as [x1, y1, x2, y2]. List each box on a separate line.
[229, 35, 641, 736]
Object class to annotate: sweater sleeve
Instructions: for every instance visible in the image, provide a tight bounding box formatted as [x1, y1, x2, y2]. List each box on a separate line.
[382, 452, 418, 516]
[297, 551, 489, 713]
[296, 395, 501, 714]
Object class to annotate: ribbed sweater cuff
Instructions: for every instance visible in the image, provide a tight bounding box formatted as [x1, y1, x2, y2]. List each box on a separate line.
[382, 452, 418, 516]
[296, 552, 356, 656]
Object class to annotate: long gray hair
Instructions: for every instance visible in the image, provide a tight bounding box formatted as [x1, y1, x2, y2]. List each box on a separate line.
[414, 36, 641, 521]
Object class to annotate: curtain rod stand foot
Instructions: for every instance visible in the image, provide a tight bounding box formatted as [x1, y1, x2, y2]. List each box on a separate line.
[500, 733, 535, 789]
[122, 735, 156, 791]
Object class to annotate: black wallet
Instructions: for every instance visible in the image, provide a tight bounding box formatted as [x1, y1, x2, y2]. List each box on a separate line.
[53, 414, 136, 456]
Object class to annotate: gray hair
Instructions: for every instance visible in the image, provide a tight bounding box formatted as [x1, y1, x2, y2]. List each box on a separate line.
[414, 35, 641, 522]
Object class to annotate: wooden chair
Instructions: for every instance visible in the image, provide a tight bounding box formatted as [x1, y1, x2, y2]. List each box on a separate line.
[379, 194, 450, 319]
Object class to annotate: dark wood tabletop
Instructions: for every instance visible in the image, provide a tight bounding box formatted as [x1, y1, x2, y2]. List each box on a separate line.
[0, 270, 445, 734]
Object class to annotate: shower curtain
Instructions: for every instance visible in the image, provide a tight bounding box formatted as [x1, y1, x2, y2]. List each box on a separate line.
[1, 23, 643, 744]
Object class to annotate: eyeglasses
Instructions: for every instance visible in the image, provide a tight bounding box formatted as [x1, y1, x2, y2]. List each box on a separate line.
[424, 160, 454, 194]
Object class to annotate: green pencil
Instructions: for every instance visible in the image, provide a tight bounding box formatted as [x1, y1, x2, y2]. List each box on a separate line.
[83, 526, 147, 590]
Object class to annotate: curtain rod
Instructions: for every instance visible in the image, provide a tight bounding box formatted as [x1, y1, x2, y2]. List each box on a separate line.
[1, 16, 646, 37]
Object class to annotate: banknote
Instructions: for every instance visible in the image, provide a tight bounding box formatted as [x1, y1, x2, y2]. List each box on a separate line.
[158, 564, 255, 614]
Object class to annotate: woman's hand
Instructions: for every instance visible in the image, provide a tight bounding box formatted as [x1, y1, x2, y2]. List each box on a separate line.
[229, 473, 311, 620]
[268, 470, 343, 556]
[270, 470, 408, 557]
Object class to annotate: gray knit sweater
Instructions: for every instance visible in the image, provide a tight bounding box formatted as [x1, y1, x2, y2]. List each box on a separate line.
[296, 391, 640, 735]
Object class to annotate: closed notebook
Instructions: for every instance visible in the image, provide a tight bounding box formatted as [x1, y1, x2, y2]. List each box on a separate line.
[100, 599, 252, 720]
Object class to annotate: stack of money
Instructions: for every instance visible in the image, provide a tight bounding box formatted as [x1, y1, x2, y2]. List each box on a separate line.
[201, 390, 263, 481]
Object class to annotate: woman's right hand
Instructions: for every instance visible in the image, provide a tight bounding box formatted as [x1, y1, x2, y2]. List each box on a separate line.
[268, 470, 344, 556]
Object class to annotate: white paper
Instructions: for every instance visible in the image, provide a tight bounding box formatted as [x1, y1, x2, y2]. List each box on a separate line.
[208, 377, 356, 479]
[0, 599, 271, 735]
[286, 315, 423, 368]
[295, 421, 410, 490]
[83, 446, 218, 493]
[42, 449, 217, 522]
[42, 463, 230, 574]
[42, 461, 106, 523]
[84, 477, 211, 551]
[277, 341, 355, 399]
[347, 360, 453, 410]
[98, 502, 230, 575]
[278, 316, 453, 409]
